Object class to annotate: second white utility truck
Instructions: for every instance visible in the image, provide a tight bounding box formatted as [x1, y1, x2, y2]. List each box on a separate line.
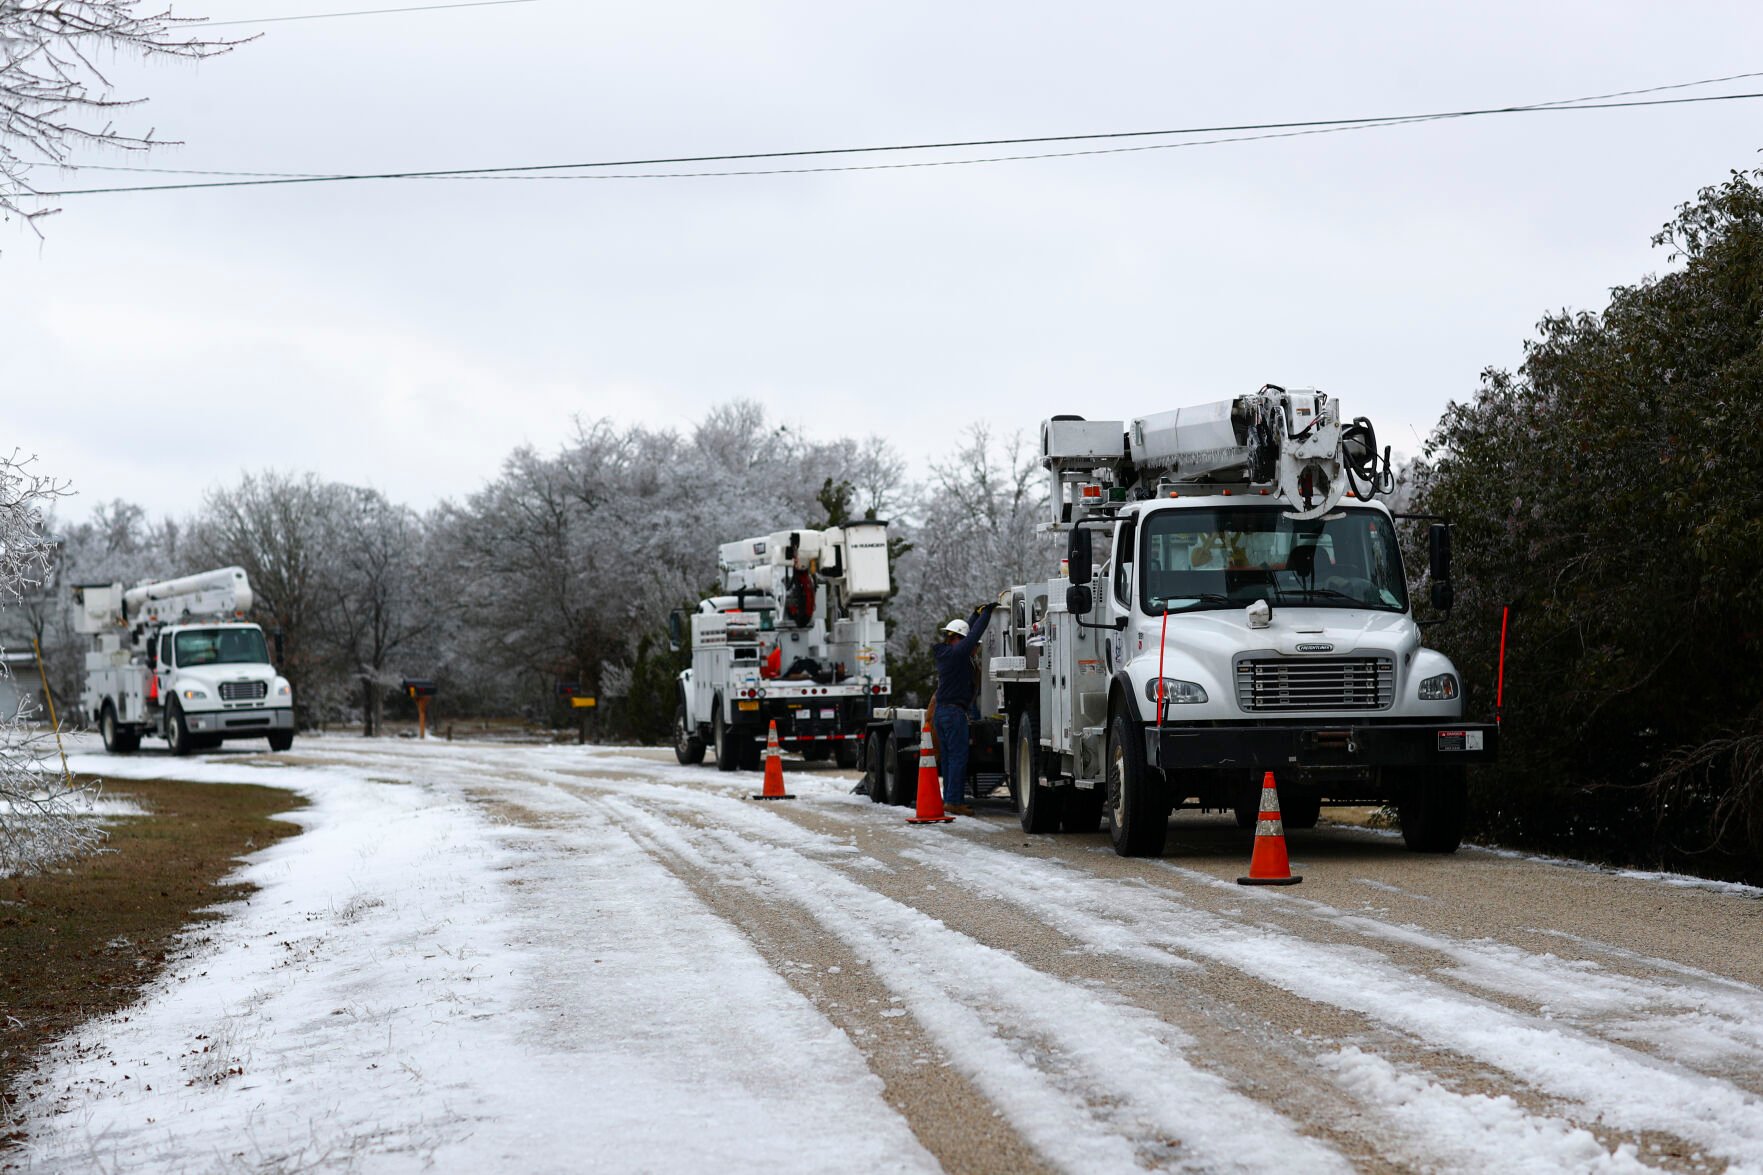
[671, 522, 892, 771]
[75, 566, 295, 755]
[987, 386, 1497, 856]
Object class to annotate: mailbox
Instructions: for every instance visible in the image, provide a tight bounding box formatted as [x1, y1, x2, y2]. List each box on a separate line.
[402, 678, 437, 699]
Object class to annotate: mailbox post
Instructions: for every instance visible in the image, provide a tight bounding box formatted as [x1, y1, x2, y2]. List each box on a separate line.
[402, 678, 437, 739]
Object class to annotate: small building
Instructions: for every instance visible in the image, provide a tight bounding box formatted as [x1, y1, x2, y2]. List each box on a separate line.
[0, 650, 47, 723]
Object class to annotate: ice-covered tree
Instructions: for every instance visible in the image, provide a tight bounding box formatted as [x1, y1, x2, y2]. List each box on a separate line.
[0, 450, 97, 876]
[1, 2, 238, 229]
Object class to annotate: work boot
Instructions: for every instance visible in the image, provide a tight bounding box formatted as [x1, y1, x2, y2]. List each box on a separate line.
[946, 803, 976, 816]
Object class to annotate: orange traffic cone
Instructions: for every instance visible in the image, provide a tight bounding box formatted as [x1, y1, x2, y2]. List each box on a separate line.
[906, 716, 954, 825]
[751, 720, 795, 801]
[1237, 771, 1302, 886]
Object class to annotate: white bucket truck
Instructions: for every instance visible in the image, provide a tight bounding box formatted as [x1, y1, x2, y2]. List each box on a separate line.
[987, 386, 1497, 856]
[671, 523, 892, 771]
[74, 566, 295, 755]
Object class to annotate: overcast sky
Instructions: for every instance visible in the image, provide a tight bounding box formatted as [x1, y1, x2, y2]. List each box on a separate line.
[7, 1, 1761, 520]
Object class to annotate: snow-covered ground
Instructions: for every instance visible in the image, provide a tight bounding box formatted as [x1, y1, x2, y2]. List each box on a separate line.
[8, 735, 1763, 1173]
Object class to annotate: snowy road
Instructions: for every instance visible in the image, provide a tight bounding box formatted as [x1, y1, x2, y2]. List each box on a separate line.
[11, 736, 1763, 1173]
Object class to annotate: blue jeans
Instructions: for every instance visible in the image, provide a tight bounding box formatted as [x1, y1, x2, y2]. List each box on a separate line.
[934, 705, 969, 806]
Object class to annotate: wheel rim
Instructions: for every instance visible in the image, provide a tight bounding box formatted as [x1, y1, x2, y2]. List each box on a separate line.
[675, 711, 690, 756]
[1016, 725, 1034, 815]
[102, 711, 114, 745]
[1108, 735, 1126, 826]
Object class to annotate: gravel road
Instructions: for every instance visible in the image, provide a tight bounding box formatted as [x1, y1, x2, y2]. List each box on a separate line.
[18, 738, 1763, 1173]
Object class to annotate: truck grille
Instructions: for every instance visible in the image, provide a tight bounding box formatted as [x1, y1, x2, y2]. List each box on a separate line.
[1235, 657, 1393, 712]
[220, 680, 268, 701]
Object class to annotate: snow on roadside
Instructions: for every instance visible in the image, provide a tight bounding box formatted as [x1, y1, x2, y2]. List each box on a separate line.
[13, 747, 936, 1174]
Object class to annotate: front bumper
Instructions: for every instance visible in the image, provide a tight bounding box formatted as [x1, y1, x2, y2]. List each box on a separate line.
[1148, 720, 1498, 770]
[184, 707, 295, 738]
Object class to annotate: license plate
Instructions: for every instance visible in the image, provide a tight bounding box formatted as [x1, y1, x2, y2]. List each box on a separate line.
[1437, 730, 1484, 752]
[819, 708, 835, 719]
[738, 701, 760, 712]
[794, 709, 810, 720]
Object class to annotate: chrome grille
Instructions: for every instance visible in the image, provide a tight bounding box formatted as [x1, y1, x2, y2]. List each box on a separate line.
[1235, 657, 1393, 712]
[220, 680, 268, 701]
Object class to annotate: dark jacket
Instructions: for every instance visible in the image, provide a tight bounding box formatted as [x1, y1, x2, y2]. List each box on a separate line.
[932, 606, 993, 709]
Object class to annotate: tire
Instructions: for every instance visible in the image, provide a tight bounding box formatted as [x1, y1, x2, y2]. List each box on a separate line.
[713, 706, 738, 772]
[864, 731, 889, 803]
[100, 703, 139, 754]
[166, 701, 195, 757]
[673, 703, 706, 765]
[1105, 704, 1169, 857]
[883, 736, 914, 806]
[1060, 785, 1104, 834]
[738, 736, 763, 772]
[802, 744, 832, 762]
[834, 740, 859, 770]
[1013, 707, 1063, 833]
[268, 730, 295, 752]
[1399, 766, 1468, 853]
[1282, 790, 1322, 831]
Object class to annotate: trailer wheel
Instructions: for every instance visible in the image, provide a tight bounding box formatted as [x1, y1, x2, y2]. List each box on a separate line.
[863, 731, 889, 803]
[268, 731, 295, 752]
[801, 744, 831, 762]
[166, 701, 195, 757]
[1105, 706, 1169, 857]
[674, 703, 706, 765]
[1013, 707, 1063, 833]
[100, 703, 139, 755]
[1398, 766, 1467, 853]
[712, 706, 738, 772]
[1282, 791, 1322, 830]
[883, 736, 913, 806]
[833, 740, 858, 770]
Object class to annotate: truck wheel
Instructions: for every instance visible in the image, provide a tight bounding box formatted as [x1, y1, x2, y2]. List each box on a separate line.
[883, 736, 913, 806]
[100, 704, 139, 754]
[1399, 767, 1467, 853]
[268, 731, 295, 752]
[864, 731, 889, 803]
[166, 701, 195, 757]
[712, 707, 738, 772]
[674, 703, 706, 765]
[1013, 707, 1063, 833]
[1060, 785, 1104, 834]
[1282, 790, 1322, 831]
[1105, 705, 1169, 857]
[834, 740, 859, 770]
[802, 744, 831, 762]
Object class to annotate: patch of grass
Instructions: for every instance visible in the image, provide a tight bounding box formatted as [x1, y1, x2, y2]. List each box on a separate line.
[0, 776, 305, 1145]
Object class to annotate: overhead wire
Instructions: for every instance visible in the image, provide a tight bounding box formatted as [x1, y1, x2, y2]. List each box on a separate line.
[202, 0, 540, 27]
[27, 83, 1763, 197]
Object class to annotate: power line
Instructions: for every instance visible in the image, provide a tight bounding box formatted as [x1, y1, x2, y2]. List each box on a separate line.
[202, 0, 539, 28]
[58, 67, 1763, 181]
[32, 88, 1763, 197]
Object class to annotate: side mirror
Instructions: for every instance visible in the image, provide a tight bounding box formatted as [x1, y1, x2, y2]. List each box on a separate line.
[1427, 524, 1453, 612]
[1066, 584, 1093, 615]
[1068, 528, 1093, 585]
[666, 611, 684, 653]
[1428, 523, 1451, 582]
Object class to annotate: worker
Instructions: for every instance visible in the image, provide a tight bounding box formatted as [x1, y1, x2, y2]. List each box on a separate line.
[932, 601, 997, 816]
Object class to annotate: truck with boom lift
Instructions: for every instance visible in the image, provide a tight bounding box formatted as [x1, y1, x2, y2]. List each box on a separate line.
[74, 566, 295, 756]
[671, 522, 893, 771]
[979, 385, 1496, 855]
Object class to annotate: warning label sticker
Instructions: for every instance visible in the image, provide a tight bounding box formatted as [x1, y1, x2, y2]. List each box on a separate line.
[1438, 730, 1486, 752]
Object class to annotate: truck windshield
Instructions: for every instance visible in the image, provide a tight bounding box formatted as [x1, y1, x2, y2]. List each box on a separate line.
[174, 628, 270, 667]
[1139, 506, 1408, 615]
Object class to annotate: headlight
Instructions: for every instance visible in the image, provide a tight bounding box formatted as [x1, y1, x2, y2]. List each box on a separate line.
[182, 688, 208, 700]
[277, 683, 292, 697]
[1144, 678, 1208, 705]
[1418, 673, 1459, 701]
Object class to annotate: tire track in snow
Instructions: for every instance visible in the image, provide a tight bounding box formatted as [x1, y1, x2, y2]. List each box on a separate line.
[585, 788, 1351, 1175]
[911, 837, 1763, 1170]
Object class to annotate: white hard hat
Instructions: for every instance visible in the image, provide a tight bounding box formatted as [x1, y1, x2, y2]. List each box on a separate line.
[942, 617, 970, 638]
